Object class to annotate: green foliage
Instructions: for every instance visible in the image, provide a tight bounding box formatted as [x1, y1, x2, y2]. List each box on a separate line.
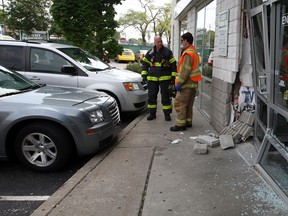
[118, 9, 150, 42]
[118, 0, 172, 44]
[155, 3, 171, 45]
[126, 62, 141, 74]
[6, 0, 51, 35]
[202, 64, 213, 78]
[0, 9, 5, 24]
[51, 0, 123, 59]
[49, 21, 64, 38]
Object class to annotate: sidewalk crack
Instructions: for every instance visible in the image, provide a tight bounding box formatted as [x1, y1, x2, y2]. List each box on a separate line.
[138, 146, 156, 216]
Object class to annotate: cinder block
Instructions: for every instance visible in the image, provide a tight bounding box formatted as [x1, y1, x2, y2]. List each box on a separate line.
[220, 135, 235, 149]
[196, 135, 220, 148]
[193, 143, 208, 154]
[212, 87, 230, 104]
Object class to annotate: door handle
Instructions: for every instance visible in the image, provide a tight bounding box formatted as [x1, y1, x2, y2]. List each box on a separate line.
[30, 76, 40, 80]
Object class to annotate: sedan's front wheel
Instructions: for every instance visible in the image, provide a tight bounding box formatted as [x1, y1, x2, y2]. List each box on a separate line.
[14, 123, 74, 172]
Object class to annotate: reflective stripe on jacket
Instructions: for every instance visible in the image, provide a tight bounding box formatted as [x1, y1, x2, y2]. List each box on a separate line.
[176, 45, 202, 88]
[141, 46, 177, 81]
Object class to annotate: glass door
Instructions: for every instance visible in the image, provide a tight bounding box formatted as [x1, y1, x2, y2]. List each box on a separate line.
[258, 0, 288, 200]
[250, 0, 288, 203]
[249, 4, 270, 150]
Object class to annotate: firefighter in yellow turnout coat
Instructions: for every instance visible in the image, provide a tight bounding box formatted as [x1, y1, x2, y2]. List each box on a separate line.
[170, 32, 202, 132]
[141, 36, 177, 121]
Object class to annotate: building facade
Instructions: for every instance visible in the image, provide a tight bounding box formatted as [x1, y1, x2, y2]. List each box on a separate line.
[171, 0, 288, 203]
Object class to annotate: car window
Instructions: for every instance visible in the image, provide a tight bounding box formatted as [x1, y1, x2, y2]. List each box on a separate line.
[0, 46, 23, 70]
[30, 48, 71, 73]
[0, 66, 35, 96]
[59, 47, 110, 71]
[123, 50, 133, 55]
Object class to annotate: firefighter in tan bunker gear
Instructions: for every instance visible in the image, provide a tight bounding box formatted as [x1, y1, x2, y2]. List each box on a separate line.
[141, 36, 177, 121]
[170, 32, 202, 132]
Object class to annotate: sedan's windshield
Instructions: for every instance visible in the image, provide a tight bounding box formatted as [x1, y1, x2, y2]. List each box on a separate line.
[0, 65, 38, 97]
[58, 48, 110, 71]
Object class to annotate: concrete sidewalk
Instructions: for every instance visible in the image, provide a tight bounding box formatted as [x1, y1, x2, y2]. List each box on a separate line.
[31, 108, 288, 216]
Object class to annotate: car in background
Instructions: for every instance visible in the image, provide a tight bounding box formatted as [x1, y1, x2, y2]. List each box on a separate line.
[0, 35, 15, 40]
[135, 50, 148, 62]
[0, 40, 148, 113]
[0, 65, 120, 172]
[115, 48, 135, 63]
[208, 51, 214, 66]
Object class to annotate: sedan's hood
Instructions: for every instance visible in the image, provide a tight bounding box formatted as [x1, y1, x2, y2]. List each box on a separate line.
[2, 86, 109, 108]
[97, 67, 142, 82]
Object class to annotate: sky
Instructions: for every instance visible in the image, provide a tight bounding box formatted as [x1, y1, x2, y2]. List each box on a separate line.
[114, 0, 171, 41]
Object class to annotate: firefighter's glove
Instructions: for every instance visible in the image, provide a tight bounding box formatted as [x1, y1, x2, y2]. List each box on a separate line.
[161, 59, 170, 67]
[175, 85, 181, 91]
[142, 75, 147, 83]
[168, 84, 176, 98]
[171, 77, 175, 85]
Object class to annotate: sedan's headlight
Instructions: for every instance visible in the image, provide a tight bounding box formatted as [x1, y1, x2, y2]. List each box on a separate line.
[123, 82, 141, 91]
[89, 110, 104, 124]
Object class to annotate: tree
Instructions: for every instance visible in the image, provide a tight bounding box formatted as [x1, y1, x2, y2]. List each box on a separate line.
[0, 5, 7, 33]
[51, 0, 123, 60]
[118, 9, 149, 43]
[6, 0, 51, 35]
[118, 0, 165, 44]
[154, 3, 171, 46]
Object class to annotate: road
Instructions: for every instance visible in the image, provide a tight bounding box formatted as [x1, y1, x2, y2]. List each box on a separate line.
[0, 61, 143, 216]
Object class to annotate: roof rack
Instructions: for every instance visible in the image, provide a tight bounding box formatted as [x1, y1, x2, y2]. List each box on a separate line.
[20, 39, 42, 44]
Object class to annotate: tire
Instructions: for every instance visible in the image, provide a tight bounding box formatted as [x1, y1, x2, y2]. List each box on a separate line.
[14, 122, 74, 172]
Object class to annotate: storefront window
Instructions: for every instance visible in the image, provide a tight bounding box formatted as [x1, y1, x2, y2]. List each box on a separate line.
[196, 2, 215, 80]
[195, 0, 216, 118]
[261, 143, 288, 196]
[275, 1, 288, 110]
[180, 16, 187, 35]
[251, 0, 267, 9]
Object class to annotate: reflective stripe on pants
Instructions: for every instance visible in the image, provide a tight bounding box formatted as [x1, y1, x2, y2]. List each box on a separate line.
[174, 88, 196, 127]
[147, 80, 172, 115]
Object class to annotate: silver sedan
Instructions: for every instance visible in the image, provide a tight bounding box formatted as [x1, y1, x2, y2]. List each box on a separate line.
[0, 65, 120, 172]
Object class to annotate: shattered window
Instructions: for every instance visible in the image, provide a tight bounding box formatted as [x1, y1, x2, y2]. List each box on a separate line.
[261, 112, 288, 196]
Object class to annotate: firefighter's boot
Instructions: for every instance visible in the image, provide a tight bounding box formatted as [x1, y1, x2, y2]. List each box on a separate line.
[165, 114, 171, 121]
[147, 113, 156, 121]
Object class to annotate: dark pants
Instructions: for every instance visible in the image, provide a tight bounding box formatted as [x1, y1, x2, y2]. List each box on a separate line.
[147, 80, 172, 115]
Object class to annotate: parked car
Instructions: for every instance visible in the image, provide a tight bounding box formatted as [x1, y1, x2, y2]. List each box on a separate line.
[0, 41, 147, 113]
[0, 65, 120, 172]
[135, 50, 148, 62]
[0, 35, 15, 40]
[115, 48, 136, 63]
[208, 51, 214, 66]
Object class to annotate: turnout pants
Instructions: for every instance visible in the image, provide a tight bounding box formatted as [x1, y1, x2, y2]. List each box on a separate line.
[147, 80, 172, 115]
[174, 88, 197, 127]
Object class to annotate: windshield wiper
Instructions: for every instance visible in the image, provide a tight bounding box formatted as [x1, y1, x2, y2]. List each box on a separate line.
[87, 68, 106, 71]
[0, 91, 22, 97]
[21, 84, 42, 90]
